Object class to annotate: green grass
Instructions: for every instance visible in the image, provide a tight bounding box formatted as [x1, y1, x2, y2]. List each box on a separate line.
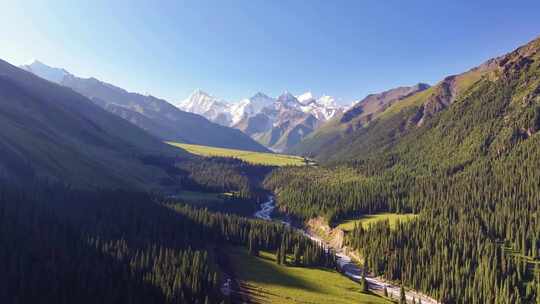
[337, 213, 418, 232]
[228, 247, 392, 304]
[167, 142, 310, 166]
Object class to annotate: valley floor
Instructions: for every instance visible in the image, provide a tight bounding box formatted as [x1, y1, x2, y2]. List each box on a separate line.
[227, 247, 391, 304]
[167, 142, 309, 166]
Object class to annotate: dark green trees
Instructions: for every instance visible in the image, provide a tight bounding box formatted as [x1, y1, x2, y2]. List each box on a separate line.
[360, 268, 369, 293]
[0, 181, 336, 304]
[400, 285, 406, 304]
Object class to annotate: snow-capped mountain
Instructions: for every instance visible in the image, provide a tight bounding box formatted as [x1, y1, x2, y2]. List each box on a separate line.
[296, 92, 343, 121]
[178, 90, 344, 126]
[176, 90, 346, 151]
[175, 90, 233, 126]
[229, 92, 274, 125]
[20, 60, 71, 83]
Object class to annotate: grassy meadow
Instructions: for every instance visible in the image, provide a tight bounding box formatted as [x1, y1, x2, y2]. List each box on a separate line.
[167, 142, 310, 166]
[228, 247, 392, 304]
[337, 213, 418, 232]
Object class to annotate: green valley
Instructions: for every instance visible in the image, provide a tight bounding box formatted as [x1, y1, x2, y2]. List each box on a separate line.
[3, 5, 540, 304]
[168, 142, 311, 166]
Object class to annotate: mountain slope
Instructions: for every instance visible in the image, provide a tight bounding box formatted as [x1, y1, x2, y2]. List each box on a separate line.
[289, 83, 430, 156]
[290, 46, 513, 161]
[0, 59, 183, 189]
[20, 62, 269, 152]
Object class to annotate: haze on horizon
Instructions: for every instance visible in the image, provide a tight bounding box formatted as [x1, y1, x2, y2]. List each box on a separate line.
[2, 0, 540, 104]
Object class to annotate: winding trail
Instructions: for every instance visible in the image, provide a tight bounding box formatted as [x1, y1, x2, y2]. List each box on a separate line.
[254, 195, 440, 304]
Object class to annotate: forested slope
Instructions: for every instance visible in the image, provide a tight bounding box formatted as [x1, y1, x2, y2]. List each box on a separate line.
[0, 182, 334, 304]
[265, 36, 540, 303]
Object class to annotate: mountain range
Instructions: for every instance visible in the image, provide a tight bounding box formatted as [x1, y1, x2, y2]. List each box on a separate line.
[177, 89, 346, 151]
[20, 61, 269, 153]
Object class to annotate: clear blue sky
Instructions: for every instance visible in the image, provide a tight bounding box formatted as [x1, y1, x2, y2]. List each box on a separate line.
[2, 0, 540, 104]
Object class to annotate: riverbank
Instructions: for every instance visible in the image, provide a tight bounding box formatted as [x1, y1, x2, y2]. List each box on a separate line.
[255, 196, 440, 304]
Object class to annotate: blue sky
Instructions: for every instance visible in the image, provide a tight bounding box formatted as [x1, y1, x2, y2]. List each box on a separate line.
[2, 0, 540, 104]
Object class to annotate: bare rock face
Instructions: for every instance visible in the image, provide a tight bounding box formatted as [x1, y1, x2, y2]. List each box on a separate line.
[415, 76, 458, 126]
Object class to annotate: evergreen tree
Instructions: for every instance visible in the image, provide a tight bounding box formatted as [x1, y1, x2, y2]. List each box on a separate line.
[361, 268, 368, 293]
[400, 284, 406, 304]
[293, 244, 301, 266]
[537, 272, 540, 304]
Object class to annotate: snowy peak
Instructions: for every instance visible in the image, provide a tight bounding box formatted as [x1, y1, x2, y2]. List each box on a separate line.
[251, 92, 271, 100]
[276, 91, 303, 110]
[297, 91, 315, 105]
[317, 95, 338, 108]
[175, 90, 232, 126]
[176, 89, 347, 151]
[177, 89, 346, 127]
[277, 91, 298, 103]
[178, 89, 228, 114]
[20, 60, 71, 84]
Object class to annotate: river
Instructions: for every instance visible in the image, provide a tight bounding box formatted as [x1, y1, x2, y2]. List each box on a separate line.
[254, 195, 440, 304]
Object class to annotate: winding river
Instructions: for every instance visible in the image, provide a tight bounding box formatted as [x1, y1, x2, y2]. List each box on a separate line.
[254, 195, 440, 304]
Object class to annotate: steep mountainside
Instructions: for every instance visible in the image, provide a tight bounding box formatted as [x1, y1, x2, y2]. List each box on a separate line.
[20, 61, 269, 152]
[288, 83, 430, 156]
[0, 59, 184, 189]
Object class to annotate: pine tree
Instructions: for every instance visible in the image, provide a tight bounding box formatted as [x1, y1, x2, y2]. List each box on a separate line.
[361, 268, 368, 292]
[280, 245, 287, 265]
[276, 247, 282, 265]
[537, 272, 540, 304]
[384, 286, 388, 297]
[400, 284, 406, 304]
[293, 244, 301, 266]
[248, 232, 259, 256]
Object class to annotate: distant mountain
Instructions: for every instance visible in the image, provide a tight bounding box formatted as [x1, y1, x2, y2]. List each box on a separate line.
[0, 58, 185, 189]
[20, 61, 269, 152]
[177, 90, 345, 151]
[229, 92, 275, 125]
[233, 92, 332, 152]
[175, 90, 233, 126]
[296, 92, 343, 121]
[288, 83, 430, 155]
